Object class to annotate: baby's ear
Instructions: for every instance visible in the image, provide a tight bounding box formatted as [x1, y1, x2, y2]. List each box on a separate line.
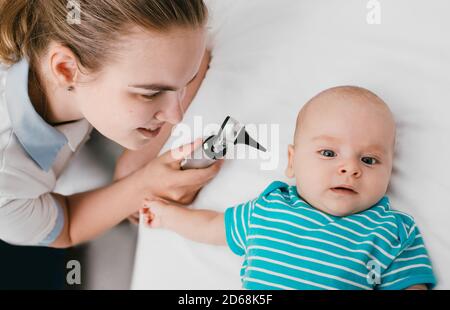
[285, 144, 295, 178]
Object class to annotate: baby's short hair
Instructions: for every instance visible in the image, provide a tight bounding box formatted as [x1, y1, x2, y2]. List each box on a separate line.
[294, 85, 396, 149]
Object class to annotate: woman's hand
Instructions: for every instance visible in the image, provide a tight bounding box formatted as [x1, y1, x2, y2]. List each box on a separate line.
[136, 139, 223, 205]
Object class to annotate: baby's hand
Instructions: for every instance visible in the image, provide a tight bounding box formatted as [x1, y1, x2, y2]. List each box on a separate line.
[141, 199, 169, 229]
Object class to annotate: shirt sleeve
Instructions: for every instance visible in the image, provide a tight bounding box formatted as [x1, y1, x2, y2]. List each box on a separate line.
[0, 138, 65, 246]
[378, 223, 437, 290]
[0, 194, 65, 246]
[224, 198, 257, 256]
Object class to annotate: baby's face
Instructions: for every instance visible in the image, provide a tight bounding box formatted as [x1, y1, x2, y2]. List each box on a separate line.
[286, 89, 395, 217]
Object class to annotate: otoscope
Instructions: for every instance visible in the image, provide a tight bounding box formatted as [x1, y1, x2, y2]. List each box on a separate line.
[180, 116, 267, 170]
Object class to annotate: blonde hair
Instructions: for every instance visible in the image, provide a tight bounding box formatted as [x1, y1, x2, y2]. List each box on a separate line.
[0, 0, 208, 71]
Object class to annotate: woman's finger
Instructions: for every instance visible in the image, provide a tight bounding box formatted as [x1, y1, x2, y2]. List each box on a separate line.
[163, 138, 203, 163]
[179, 159, 224, 185]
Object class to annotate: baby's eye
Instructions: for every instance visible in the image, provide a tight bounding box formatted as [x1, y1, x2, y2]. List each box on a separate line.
[319, 150, 336, 158]
[361, 157, 377, 165]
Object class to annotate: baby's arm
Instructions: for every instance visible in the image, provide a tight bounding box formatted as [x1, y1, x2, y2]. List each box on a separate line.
[143, 199, 226, 246]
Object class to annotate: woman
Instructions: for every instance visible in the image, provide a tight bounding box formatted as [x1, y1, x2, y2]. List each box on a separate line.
[0, 0, 222, 248]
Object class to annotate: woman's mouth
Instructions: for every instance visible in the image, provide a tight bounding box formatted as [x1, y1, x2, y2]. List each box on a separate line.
[137, 126, 162, 138]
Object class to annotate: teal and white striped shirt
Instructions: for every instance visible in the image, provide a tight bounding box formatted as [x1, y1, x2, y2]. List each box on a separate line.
[224, 181, 436, 290]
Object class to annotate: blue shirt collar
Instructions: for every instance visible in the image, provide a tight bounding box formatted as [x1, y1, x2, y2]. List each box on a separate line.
[5, 59, 68, 172]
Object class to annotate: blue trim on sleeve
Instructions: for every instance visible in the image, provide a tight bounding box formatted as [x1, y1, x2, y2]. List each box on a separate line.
[224, 207, 245, 256]
[378, 275, 437, 290]
[38, 198, 65, 246]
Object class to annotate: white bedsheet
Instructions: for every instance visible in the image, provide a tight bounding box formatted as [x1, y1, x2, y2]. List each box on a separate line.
[131, 0, 450, 289]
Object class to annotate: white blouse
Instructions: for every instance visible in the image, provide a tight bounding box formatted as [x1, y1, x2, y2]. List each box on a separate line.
[0, 59, 92, 246]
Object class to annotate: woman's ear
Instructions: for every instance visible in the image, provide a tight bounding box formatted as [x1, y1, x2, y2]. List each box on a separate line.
[48, 44, 79, 89]
[285, 144, 295, 178]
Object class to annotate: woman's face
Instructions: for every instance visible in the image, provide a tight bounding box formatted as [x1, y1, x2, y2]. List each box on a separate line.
[75, 26, 207, 150]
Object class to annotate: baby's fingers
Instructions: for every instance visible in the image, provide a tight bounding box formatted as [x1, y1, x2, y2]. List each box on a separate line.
[141, 209, 155, 226]
[142, 200, 164, 228]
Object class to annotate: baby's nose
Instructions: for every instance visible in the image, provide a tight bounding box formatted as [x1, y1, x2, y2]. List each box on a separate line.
[339, 164, 362, 178]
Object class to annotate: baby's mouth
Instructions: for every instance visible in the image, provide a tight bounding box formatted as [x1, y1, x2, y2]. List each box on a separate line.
[330, 186, 358, 195]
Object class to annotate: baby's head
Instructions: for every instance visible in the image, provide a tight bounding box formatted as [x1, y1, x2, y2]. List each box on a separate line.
[286, 86, 396, 217]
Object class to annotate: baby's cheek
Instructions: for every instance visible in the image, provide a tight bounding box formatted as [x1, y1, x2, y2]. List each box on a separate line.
[295, 171, 322, 199]
[295, 158, 329, 194]
[363, 176, 388, 205]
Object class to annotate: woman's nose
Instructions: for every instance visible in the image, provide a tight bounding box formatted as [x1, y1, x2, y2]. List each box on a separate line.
[159, 90, 185, 125]
[338, 161, 362, 178]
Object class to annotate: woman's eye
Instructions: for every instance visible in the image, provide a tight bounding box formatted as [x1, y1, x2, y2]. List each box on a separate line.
[361, 157, 377, 165]
[320, 150, 336, 157]
[141, 92, 161, 100]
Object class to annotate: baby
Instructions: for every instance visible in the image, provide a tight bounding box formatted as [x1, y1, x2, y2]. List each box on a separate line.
[143, 86, 436, 290]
